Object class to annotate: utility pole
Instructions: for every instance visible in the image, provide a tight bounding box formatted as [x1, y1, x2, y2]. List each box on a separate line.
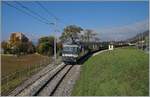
[138, 32, 140, 49]
[54, 32, 57, 64]
[53, 20, 57, 64]
[142, 32, 143, 50]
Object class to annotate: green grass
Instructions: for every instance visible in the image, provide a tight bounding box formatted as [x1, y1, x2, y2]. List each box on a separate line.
[72, 47, 149, 96]
[1, 54, 51, 95]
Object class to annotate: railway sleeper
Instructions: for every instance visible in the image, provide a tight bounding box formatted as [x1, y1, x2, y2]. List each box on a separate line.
[17, 63, 66, 96]
[36, 65, 73, 96]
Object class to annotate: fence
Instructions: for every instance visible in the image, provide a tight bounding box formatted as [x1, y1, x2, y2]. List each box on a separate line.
[1, 54, 63, 95]
[1, 58, 51, 95]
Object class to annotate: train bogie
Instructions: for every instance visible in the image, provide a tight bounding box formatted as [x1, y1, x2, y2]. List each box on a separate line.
[62, 55, 78, 63]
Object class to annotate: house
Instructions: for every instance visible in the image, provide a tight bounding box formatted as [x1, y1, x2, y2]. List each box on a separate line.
[108, 42, 114, 50]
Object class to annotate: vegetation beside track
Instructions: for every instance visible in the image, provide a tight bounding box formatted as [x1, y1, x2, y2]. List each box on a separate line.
[72, 47, 149, 96]
[1, 54, 50, 76]
[1, 54, 51, 95]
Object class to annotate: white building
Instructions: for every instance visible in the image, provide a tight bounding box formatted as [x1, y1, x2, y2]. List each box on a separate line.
[109, 44, 114, 50]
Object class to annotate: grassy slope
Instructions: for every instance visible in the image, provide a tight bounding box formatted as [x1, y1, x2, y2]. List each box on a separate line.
[72, 47, 149, 96]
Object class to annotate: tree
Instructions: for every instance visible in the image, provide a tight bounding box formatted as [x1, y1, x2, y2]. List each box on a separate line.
[1, 41, 10, 54]
[81, 29, 99, 50]
[84, 29, 97, 42]
[2, 32, 36, 56]
[37, 36, 54, 56]
[60, 25, 83, 43]
[9, 32, 29, 46]
[27, 41, 36, 54]
[56, 42, 62, 56]
[37, 42, 53, 56]
[11, 41, 22, 56]
[38, 36, 54, 46]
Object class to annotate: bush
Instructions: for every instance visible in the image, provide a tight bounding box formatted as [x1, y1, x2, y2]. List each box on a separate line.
[37, 42, 54, 56]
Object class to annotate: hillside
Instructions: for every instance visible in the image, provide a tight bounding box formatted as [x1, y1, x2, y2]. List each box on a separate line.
[127, 30, 149, 43]
[72, 47, 149, 96]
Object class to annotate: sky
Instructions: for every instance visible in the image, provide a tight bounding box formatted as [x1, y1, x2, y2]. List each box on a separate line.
[2, 1, 149, 41]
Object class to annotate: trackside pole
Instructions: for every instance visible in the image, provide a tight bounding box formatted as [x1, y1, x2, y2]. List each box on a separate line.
[53, 20, 57, 65]
[54, 35, 57, 64]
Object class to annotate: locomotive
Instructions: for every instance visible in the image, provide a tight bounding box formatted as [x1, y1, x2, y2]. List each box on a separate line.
[62, 42, 100, 64]
[62, 44, 81, 63]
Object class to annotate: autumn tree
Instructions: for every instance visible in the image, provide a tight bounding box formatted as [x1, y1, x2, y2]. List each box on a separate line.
[6, 32, 35, 56]
[1, 41, 10, 54]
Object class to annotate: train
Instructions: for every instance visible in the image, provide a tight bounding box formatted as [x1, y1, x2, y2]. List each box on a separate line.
[62, 44, 80, 63]
[62, 42, 101, 64]
[62, 41, 130, 64]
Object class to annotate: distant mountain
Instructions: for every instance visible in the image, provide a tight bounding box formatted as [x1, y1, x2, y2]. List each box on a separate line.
[126, 30, 149, 43]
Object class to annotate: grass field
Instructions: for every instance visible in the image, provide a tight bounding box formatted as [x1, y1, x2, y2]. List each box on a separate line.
[1, 54, 51, 95]
[72, 47, 149, 96]
[1, 54, 50, 77]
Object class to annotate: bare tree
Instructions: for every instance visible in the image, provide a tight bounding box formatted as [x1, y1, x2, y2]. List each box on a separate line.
[82, 29, 100, 49]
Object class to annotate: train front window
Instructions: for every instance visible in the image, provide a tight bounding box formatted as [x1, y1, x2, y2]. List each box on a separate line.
[63, 46, 78, 54]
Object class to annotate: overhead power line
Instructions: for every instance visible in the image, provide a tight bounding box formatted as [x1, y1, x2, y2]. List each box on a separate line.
[35, 2, 59, 21]
[4, 2, 52, 25]
[34, 1, 60, 63]
[35, 1, 69, 26]
[15, 1, 53, 25]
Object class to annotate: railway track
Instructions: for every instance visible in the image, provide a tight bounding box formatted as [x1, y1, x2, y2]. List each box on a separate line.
[9, 50, 107, 96]
[10, 62, 80, 96]
[9, 62, 58, 96]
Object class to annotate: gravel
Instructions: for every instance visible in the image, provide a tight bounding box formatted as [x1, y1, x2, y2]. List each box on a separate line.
[9, 63, 57, 96]
[17, 63, 65, 96]
[52, 64, 81, 96]
[37, 65, 72, 96]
